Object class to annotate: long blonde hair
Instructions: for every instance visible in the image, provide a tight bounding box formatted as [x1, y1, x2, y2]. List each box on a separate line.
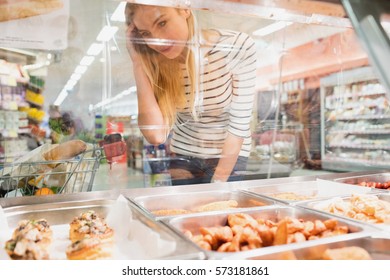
[125, 4, 197, 127]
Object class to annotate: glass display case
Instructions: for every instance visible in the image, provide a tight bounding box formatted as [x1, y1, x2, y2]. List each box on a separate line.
[1, 0, 390, 264]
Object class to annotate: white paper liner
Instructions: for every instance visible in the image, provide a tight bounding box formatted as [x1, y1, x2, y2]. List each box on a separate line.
[0, 195, 176, 260]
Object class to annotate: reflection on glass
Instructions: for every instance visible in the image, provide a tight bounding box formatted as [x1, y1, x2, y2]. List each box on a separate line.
[381, 14, 390, 36]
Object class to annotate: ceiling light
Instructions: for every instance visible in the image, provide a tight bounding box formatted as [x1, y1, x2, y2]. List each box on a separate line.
[87, 43, 104, 56]
[96, 26, 118, 42]
[70, 73, 82, 81]
[110, 1, 126, 22]
[54, 90, 68, 106]
[80, 56, 95, 66]
[74, 65, 87, 74]
[253, 21, 293, 37]
[65, 79, 77, 89]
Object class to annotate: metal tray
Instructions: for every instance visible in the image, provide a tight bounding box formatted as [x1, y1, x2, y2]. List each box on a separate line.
[334, 173, 390, 191]
[1, 197, 205, 260]
[298, 193, 390, 231]
[243, 180, 376, 205]
[164, 206, 373, 259]
[132, 190, 277, 219]
[250, 235, 390, 260]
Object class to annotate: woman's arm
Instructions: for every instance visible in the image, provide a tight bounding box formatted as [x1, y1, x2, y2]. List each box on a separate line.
[211, 133, 244, 182]
[126, 25, 168, 145]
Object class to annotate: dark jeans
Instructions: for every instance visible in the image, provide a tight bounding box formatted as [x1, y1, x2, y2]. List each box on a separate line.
[168, 154, 248, 185]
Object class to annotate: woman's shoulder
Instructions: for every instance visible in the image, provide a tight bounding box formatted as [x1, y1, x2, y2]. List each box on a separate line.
[202, 28, 254, 48]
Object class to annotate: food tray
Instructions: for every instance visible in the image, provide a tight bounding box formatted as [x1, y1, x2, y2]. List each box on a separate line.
[251, 235, 390, 260]
[297, 193, 390, 231]
[164, 206, 373, 259]
[334, 173, 390, 191]
[0, 197, 205, 260]
[243, 179, 376, 205]
[132, 190, 277, 219]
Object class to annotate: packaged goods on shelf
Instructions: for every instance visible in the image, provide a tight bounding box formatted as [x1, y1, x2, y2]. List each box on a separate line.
[321, 66, 390, 171]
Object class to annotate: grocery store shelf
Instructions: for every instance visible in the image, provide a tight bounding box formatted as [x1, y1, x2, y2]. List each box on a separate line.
[326, 91, 386, 100]
[335, 115, 390, 121]
[322, 157, 390, 172]
[329, 129, 390, 134]
[25, 99, 43, 108]
[328, 144, 390, 150]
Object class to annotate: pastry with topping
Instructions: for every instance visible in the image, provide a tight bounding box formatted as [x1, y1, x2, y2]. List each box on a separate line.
[5, 218, 52, 260]
[5, 237, 49, 260]
[69, 210, 114, 243]
[66, 237, 112, 260]
[12, 219, 52, 246]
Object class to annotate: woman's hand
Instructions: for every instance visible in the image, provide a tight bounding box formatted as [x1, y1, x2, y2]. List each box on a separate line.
[126, 23, 142, 65]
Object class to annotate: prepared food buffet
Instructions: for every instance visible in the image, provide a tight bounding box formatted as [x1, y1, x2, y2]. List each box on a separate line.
[4, 210, 115, 260]
[184, 213, 349, 252]
[134, 190, 273, 218]
[244, 180, 374, 204]
[251, 236, 390, 260]
[334, 173, 390, 190]
[0, 196, 201, 260]
[165, 206, 369, 259]
[311, 194, 390, 225]
[357, 181, 390, 190]
[152, 200, 240, 216]
[321, 246, 372, 260]
[2, 174, 390, 260]
[267, 192, 316, 201]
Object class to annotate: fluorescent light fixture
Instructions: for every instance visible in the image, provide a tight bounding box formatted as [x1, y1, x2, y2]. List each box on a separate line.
[110, 1, 126, 22]
[70, 73, 82, 81]
[80, 56, 95, 66]
[64, 79, 77, 91]
[96, 26, 119, 42]
[253, 21, 293, 37]
[90, 86, 137, 112]
[87, 43, 104, 56]
[74, 65, 88, 74]
[54, 90, 68, 106]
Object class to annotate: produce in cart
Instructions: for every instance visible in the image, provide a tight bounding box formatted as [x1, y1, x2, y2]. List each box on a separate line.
[0, 134, 126, 197]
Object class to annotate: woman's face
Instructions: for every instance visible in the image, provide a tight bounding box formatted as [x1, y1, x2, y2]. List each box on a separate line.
[132, 6, 191, 59]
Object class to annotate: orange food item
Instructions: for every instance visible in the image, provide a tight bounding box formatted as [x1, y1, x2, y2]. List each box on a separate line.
[34, 187, 54, 196]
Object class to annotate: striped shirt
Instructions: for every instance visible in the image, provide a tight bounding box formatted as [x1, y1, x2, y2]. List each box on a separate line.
[170, 29, 257, 158]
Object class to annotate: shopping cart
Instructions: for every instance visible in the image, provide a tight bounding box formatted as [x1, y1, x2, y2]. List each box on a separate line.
[0, 134, 126, 197]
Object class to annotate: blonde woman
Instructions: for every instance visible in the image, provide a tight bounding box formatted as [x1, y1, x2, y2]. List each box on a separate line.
[125, 3, 257, 184]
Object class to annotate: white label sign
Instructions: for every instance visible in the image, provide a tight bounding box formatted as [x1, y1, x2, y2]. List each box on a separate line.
[0, 0, 69, 50]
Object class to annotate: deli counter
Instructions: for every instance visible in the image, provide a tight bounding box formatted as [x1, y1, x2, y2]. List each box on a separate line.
[0, 0, 390, 261]
[1, 170, 390, 260]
